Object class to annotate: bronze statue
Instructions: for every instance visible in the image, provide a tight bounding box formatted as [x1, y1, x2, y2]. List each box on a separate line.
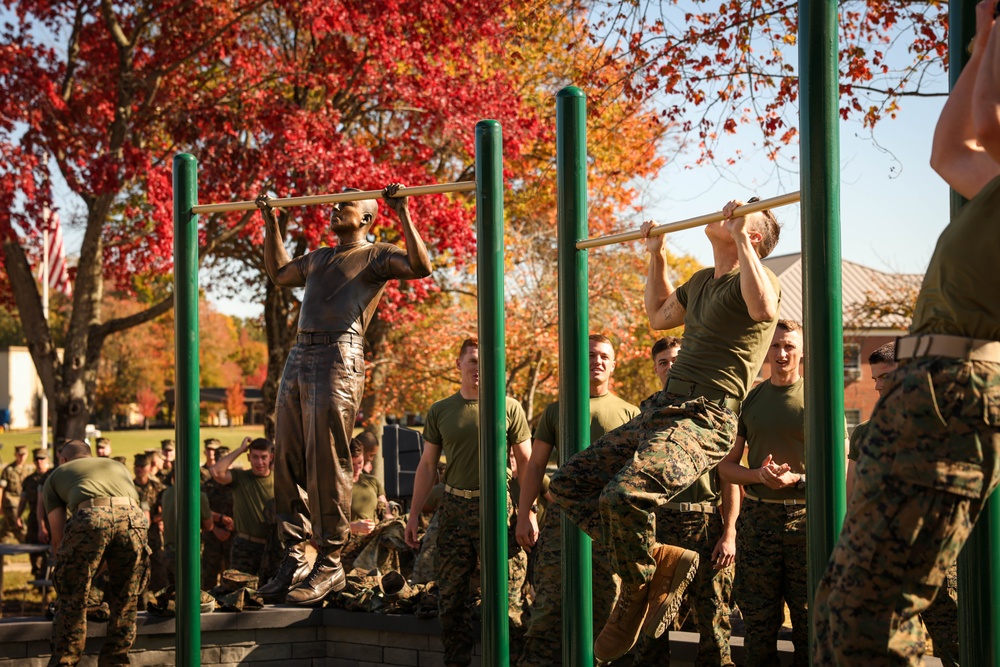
[255, 183, 431, 604]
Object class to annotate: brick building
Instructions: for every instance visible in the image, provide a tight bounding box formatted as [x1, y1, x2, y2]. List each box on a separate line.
[760, 253, 923, 432]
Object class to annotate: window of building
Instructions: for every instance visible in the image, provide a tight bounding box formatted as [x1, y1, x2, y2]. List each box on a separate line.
[844, 343, 862, 370]
[846, 409, 862, 434]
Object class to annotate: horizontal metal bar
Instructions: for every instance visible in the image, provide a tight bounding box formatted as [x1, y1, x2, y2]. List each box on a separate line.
[576, 191, 801, 250]
[190, 181, 477, 215]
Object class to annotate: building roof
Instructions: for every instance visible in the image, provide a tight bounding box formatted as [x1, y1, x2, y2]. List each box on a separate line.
[761, 253, 923, 332]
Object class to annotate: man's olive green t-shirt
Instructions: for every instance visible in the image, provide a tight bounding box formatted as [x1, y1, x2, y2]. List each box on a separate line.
[229, 468, 274, 539]
[670, 266, 781, 400]
[161, 485, 212, 551]
[423, 393, 531, 491]
[533, 393, 640, 452]
[738, 377, 805, 501]
[351, 473, 384, 521]
[911, 174, 1000, 341]
[848, 420, 870, 463]
[43, 457, 140, 514]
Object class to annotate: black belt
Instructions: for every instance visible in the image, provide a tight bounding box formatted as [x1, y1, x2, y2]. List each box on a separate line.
[296, 331, 364, 347]
[664, 378, 741, 414]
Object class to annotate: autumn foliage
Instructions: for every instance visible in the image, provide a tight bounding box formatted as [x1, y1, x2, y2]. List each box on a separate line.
[0, 0, 950, 436]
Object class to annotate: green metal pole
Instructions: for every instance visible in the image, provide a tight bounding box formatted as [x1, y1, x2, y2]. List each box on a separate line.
[173, 153, 201, 667]
[556, 85, 593, 667]
[799, 0, 845, 640]
[475, 120, 509, 667]
[951, 3, 1000, 663]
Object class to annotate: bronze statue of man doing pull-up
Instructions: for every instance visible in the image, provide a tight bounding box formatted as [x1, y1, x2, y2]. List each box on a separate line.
[255, 183, 431, 605]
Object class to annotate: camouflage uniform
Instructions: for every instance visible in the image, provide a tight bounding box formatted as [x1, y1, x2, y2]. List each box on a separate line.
[21, 470, 48, 579]
[734, 499, 807, 667]
[134, 477, 165, 593]
[230, 535, 267, 578]
[550, 392, 739, 586]
[1, 461, 33, 541]
[633, 507, 735, 667]
[201, 476, 234, 590]
[922, 561, 959, 667]
[519, 506, 618, 667]
[436, 493, 526, 667]
[814, 357, 1000, 665]
[51, 505, 149, 666]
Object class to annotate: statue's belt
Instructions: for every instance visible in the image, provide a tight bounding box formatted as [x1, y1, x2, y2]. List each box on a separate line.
[297, 332, 363, 347]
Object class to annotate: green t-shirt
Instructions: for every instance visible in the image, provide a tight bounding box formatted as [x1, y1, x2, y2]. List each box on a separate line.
[423, 392, 531, 491]
[848, 420, 870, 463]
[43, 457, 140, 514]
[911, 174, 1000, 341]
[670, 266, 781, 400]
[161, 485, 212, 551]
[229, 468, 274, 539]
[533, 393, 640, 452]
[738, 377, 805, 501]
[351, 473, 385, 521]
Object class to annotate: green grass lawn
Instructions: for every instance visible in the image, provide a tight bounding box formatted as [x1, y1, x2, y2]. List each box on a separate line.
[0, 426, 265, 465]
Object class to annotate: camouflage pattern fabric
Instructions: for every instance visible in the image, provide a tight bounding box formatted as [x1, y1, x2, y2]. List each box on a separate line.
[411, 509, 441, 585]
[201, 532, 232, 591]
[229, 535, 266, 579]
[814, 358, 1000, 665]
[134, 478, 165, 593]
[633, 508, 735, 667]
[550, 392, 738, 586]
[517, 507, 619, 667]
[922, 561, 959, 667]
[0, 463, 32, 541]
[734, 499, 807, 667]
[436, 493, 526, 667]
[22, 471, 48, 578]
[50, 505, 149, 666]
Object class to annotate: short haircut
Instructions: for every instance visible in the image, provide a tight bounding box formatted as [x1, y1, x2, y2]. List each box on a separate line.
[868, 341, 896, 365]
[746, 196, 781, 259]
[349, 438, 364, 458]
[651, 336, 681, 359]
[248, 438, 272, 453]
[776, 319, 802, 334]
[355, 431, 380, 454]
[459, 337, 479, 359]
[61, 440, 91, 461]
[588, 334, 616, 356]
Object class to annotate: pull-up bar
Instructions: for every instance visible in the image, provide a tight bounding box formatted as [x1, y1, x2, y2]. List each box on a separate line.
[576, 191, 801, 250]
[190, 181, 477, 215]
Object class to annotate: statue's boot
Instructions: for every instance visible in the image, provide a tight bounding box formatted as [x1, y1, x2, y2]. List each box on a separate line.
[258, 542, 310, 603]
[285, 550, 346, 606]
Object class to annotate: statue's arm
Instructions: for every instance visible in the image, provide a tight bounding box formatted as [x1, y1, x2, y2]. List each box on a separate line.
[258, 196, 305, 287]
[382, 184, 432, 280]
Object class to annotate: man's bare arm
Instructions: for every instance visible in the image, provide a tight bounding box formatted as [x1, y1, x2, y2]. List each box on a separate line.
[209, 437, 250, 486]
[642, 220, 686, 330]
[973, 2, 1000, 179]
[515, 439, 554, 550]
[257, 196, 304, 287]
[382, 183, 433, 280]
[404, 442, 443, 549]
[47, 508, 66, 554]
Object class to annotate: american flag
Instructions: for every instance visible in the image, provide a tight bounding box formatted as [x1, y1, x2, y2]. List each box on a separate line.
[40, 208, 72, 298]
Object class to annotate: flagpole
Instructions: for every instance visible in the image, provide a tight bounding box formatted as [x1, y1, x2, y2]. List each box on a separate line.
[41, 225, 49, 451]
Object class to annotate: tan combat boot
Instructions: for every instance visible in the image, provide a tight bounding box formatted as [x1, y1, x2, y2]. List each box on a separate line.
[642, 544, 700, 638]
[593, 580, 649, 662]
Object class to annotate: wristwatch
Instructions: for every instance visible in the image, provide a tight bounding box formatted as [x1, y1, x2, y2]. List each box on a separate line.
[795, 474, 806, 490]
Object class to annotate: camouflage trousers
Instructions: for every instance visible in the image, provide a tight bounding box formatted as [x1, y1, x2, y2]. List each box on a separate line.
[735, 498, 807, 667]
[230, 535, 266, 580]
[0, 502, 25, 542]
[922, 561, 959, 667]
[550, 392, 738, 585]
[436, 493, 527, 667]
[517, 507, 618, 667]
[814, 358, 1000, 666]
[201, 531, 232, 590]
[50, 505, 149, 667]
[633, 508, 735, 667]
